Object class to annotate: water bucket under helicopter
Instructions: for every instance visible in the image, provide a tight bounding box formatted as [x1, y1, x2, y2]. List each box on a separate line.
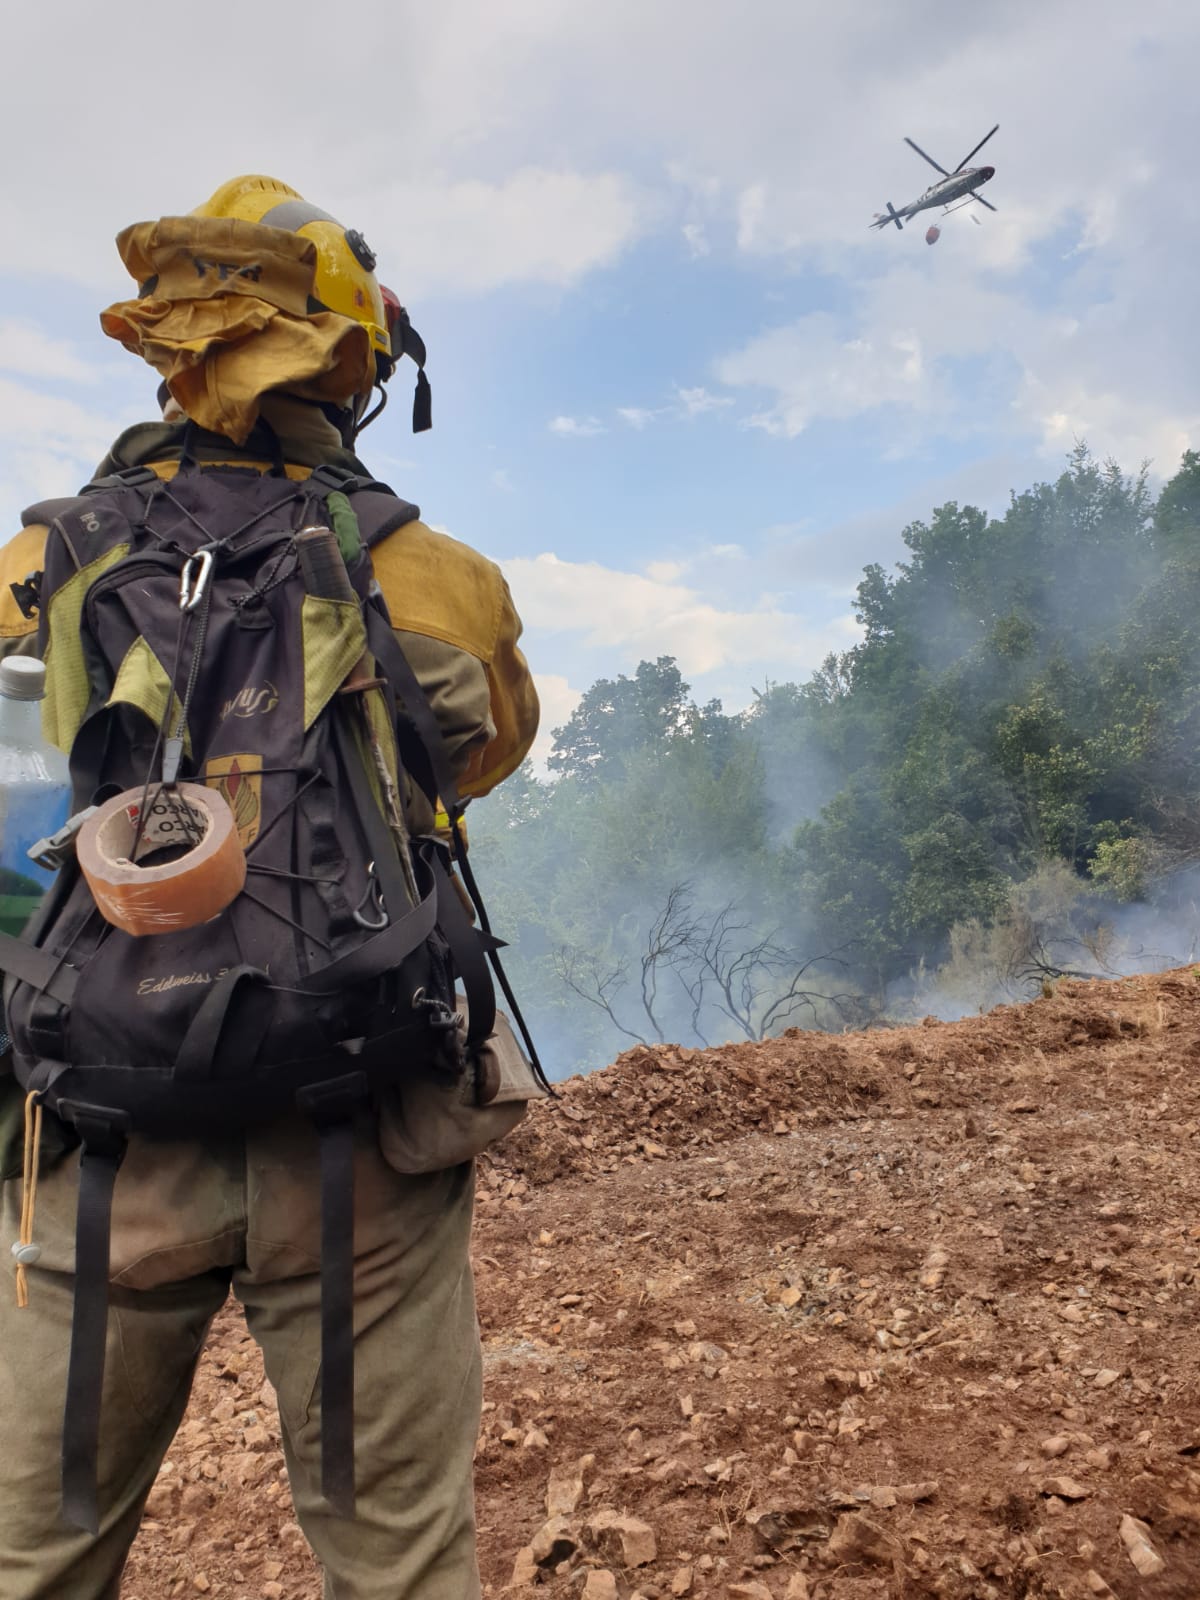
[925, 224, 941, 245]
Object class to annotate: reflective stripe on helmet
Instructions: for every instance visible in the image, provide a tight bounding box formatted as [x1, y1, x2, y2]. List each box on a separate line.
[260, 198, 340, 231]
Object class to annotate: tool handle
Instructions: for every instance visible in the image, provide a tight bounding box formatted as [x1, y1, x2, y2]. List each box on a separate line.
[295, 525, 356, 603]
[295, 525, 372, 687]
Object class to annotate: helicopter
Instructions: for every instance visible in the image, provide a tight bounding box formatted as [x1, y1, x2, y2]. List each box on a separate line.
[871, 124, 999, 244]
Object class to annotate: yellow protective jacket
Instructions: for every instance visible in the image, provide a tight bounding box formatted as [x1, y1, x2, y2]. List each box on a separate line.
[0, 397, 538, 830]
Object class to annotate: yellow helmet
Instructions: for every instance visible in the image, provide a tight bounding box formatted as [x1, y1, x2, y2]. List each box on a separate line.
[193, 176, 391, 362]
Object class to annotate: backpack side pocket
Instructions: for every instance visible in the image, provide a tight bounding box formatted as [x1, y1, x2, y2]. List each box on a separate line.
[376, 1009, 544, 1175]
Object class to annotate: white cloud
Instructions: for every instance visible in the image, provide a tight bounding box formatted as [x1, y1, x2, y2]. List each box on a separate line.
[7, 163, 645, 304]
[504, 551, 859, 680]
[548, 415, 607, 437]
[0, 376, 130, 523]
[682, 222, 710, 258]
[736, 184, 768, 253]
[0, 321, 101, 386]
[491, 468, 516, 492]
[715, 246, 1200, 466]
[615, 388, 733, 430]
[1023, 380, 1198, 473]
[2, 0, 1196, 616]
[3, 1, 1194, 305]
[675, 385, 732, 417]
[718, 312, 930, 438]
[528, 672, 582, 773]
[366, 169, 648, 300]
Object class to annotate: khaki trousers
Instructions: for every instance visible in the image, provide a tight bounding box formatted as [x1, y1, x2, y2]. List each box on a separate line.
[0, 1111, 482, 1600]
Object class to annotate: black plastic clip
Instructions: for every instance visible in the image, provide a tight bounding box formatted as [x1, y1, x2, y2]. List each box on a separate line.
[297, 1072, 369, 1126]
[10, 571, 41, 620]
[58, 1102, 132, 1162]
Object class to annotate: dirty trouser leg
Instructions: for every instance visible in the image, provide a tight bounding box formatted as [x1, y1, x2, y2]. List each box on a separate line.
[0, 1146, 235, 1600]
[236, 1118, 482, 1600]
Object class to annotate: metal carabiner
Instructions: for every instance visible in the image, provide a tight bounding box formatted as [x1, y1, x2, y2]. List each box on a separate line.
[352, 862, 388, 930]
[179, 548, 215, 612]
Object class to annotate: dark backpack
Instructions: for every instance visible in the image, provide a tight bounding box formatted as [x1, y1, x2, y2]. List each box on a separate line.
[0, 453, 541, 1530]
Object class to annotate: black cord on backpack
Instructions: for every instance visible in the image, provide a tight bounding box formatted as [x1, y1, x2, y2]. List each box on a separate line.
[448, 810, 554, 1097]
[129, 604, 192, 861]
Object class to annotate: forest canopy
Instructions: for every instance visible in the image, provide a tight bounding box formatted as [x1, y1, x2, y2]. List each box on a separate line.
[473, 446, 1200, 1077]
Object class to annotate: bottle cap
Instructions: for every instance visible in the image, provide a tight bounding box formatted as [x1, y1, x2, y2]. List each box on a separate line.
[0, 657, 46, 701]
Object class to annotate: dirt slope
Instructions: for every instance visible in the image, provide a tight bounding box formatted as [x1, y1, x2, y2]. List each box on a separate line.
[123, 969, 1200, 1599]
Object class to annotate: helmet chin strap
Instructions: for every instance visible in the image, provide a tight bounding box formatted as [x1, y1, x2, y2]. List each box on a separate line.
[352, 381, 388, 440]
[316, 304, 435, 446]
[349, 362, 431, 442]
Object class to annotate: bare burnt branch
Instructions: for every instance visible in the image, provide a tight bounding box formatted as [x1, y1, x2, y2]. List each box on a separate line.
[554, 945, 649, 1046]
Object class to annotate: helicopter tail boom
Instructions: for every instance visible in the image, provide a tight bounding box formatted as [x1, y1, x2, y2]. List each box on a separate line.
[871, 201, 904, 231]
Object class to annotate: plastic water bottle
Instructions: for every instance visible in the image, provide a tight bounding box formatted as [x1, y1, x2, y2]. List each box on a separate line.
[0, 657, 71, 937]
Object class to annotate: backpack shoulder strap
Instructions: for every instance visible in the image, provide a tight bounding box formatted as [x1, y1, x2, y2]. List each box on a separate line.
[363, 609, 551, 1091]
[307, 464, 421, 550]
[21, 467, 158, 536]
[353, 489, 421, 549]
[82, 466, 159, 495]
[14, 473, 154, 624]
[20, 495, 87, 531]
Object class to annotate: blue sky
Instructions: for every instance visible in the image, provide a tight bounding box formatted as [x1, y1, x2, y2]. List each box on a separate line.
[1, 0, 1196, 760]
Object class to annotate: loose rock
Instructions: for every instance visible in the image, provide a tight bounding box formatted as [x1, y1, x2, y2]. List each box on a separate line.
[582, 1572, 619, 1600]
[587, 1511, 657, 1568]
[827, 1513, 896, 1567]
[509, 1546, 538, 1587]
[1041, 1477, 1090, 1501]
[532, 1516, 580, 1567]
[1119, 1513, 1166, 1577]
[546, 1457, 591, 1517]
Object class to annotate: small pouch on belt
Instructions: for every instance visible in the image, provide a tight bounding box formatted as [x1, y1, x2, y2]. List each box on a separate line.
[377, 1006, 547, 1176]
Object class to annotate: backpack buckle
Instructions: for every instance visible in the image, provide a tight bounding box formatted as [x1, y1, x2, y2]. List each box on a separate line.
[56, 1101, 131, 1160]
[179, 548, 214, 612]
[297, 1072, 369, 1126]
[10, 571, 41, 620]
[28, 806, 98, 872]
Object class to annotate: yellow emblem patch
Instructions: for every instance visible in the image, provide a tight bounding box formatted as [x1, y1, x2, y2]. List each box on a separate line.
[205, 753, 263, 849]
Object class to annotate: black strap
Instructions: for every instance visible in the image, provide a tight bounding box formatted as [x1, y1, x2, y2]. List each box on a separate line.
[174, 964, 274, 1080]
[365, 612, 551, 1090]
[301, 874, 438, 995]
[0, 931, 79, 1005]
[365, 613, 461, 812]
[412, 370, 432, 435]
[307, 464, 376, 495]
[332, 661, 493, 1044]
[431, 854, 494, 1048]
[297, 1073, 366, 1518]
[176, 420, 200, 473]
[349, 490, 421, 550]
[308, 466, 422, 550]
[60, 1107, 129, 1534]
[468, 896, 550, 1091]
[302, 715, 439, 1001]
[82, 466, 159, 495]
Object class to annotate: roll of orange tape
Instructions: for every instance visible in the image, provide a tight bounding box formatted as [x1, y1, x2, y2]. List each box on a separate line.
[77, 783, 246, 937]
